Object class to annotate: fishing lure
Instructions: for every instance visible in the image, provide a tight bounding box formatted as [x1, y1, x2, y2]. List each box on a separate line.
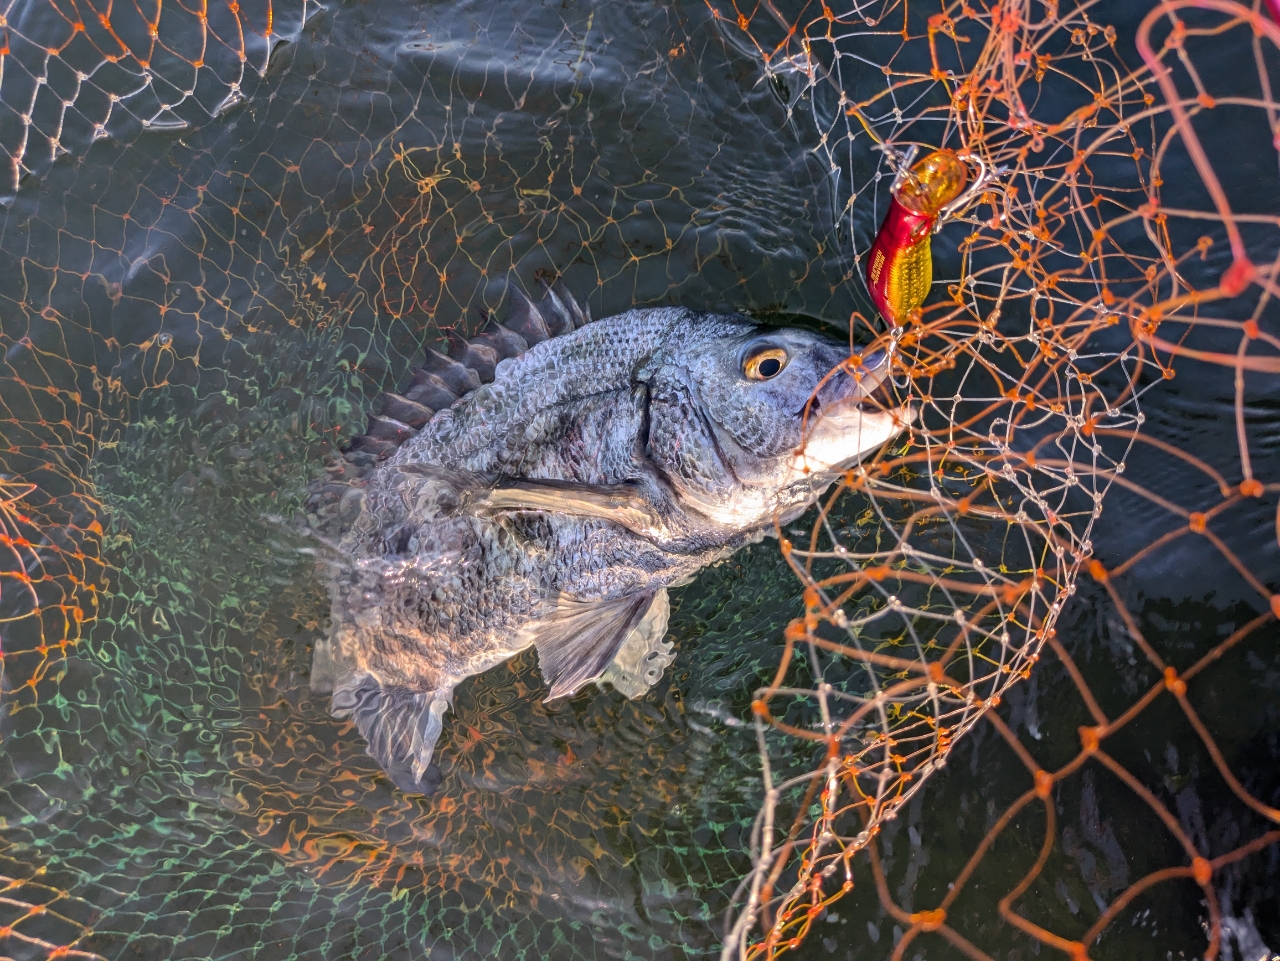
[865, 145, 992, 327]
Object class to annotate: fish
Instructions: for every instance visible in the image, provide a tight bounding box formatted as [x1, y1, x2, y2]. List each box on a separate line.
[305, 279, 911, 793]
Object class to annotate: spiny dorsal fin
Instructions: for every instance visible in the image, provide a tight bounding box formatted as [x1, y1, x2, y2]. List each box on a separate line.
[550, 278, 591, 328]
[419, 348, 480, 396]
[363, 414, 415, 445]
[504, 286, 551, 345]
[446, 330, 498, 383]
[336, 278, 592, 470]
[404, 369, 460, 411]
[537, 284, 576, 337]
[471, 318, 528, 360]
[380, 392, 435, 429]
[346, 434, 399, 459]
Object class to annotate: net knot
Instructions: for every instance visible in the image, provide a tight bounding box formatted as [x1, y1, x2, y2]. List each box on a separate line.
[1191, 857, 1213, 885]
[911, 908, 946, 931]
[1240, 478, 1263, 497]
[1034, 770, 1054, 799]
[1220, 257, 1255, 297]
[1163, 667, 1186, 697]
[1079, 726, 1101, 755]
[1187, 512, 1206, 534]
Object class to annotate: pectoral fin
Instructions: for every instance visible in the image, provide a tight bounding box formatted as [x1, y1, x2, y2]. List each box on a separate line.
[531, 592, 661, 700]
[331, 674, 451, 795]
[470, 478, 669, 539]
[385, 467, 670, 539]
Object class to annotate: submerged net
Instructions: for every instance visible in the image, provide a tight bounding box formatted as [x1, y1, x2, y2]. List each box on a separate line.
[0, 0, 1275, 959]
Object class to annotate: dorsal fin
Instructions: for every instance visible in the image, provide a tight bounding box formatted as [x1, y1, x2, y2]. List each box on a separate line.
[380, 393, 435, 429]
[537, 285, 576, 337]
[550, 278, 590, 328]
[404, 369, 460, 411]
[446, 330, 499, 383]
[363, 414, 415, 445]
[419, 348, 480, 396]
[329, 278, 592, 478]
[504, 286, 551, 345]
[471, 318, 528, 361]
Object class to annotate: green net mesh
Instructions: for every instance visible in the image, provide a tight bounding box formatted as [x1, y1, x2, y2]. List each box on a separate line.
[0, 0, 1276, 959]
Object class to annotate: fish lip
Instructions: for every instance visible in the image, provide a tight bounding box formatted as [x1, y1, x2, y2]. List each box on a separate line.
[795, 358, 913, 475]
[812, 349, 892, 414]
[810, 351, 902, 425]
[817, 389, 913, 432]
[866, 371, 901, 413]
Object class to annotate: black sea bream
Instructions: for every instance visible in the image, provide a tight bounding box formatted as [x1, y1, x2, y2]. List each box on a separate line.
[307, 282, 910, 792]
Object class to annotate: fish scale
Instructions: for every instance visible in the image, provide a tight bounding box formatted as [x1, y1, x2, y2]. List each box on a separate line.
[307, 278, 909, 793]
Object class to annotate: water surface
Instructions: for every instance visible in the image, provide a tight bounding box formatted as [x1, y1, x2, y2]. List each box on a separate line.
[0, 1, 1275, 959]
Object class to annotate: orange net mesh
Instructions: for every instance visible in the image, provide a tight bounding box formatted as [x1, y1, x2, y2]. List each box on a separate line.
[710, 0, 1280, 958]
[0, 4, 873, 956]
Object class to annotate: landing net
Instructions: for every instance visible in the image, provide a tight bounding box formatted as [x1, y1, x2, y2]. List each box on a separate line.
[710, 0, 1280, 958]
[0, 0, 1274, 959]
[0, 0, 316, 202]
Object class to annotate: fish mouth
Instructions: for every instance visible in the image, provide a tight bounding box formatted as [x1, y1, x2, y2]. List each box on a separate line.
[865, 370, 903, 414]
[794, 350, 913, 475]
[807, 348, 904, 421]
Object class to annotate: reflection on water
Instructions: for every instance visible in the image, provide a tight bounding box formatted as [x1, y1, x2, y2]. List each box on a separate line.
[0, 0, 1275, 958]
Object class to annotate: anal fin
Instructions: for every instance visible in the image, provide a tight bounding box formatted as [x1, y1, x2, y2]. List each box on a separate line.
[331, 674, 451, 794]
[310, 631, 337, 694]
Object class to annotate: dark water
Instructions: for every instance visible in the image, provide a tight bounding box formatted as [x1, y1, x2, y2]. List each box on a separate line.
[0, 1, 1275, 959]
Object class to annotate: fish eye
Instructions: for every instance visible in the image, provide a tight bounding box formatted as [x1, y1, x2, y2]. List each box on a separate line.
[743, 346, 788, 381]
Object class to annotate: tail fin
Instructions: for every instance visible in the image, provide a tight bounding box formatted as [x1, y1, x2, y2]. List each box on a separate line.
[331, 674, 451, 794]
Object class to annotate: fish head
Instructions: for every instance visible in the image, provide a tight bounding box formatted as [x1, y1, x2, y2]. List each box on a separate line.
[646, 317, 912, 527]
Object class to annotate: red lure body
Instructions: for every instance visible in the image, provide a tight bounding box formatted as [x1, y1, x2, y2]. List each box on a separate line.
[864, 147, 971, 327]
[864, 198, 936, 326]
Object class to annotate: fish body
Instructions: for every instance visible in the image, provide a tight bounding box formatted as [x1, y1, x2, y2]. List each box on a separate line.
[309, 284, 909, 793]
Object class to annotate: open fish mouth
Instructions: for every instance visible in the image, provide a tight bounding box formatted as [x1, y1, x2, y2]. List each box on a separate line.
[808, 348, 908, 419]
[865, 367, 904, 413]
[788, 349, 914, 476]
